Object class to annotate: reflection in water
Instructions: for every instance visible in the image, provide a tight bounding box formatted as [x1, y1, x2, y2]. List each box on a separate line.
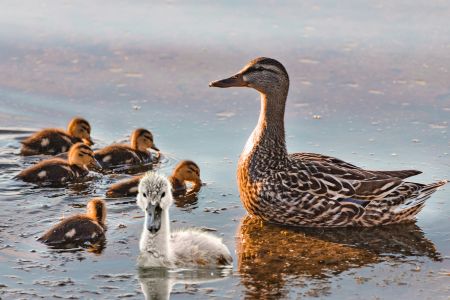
[236, 215, 440, 299]
[138, 268, 230, 300]
[48, 239, 106, 255]
[173, 191, 199, 210]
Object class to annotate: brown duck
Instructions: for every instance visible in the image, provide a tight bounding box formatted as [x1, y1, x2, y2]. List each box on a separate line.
[17, 143, 100, 185]
[38, 198, 106, 246]
[94, 128, 159, 170]
[20, 117, 94, 155]
[210, 57, 448, 227]
[106, 160, 201, 198]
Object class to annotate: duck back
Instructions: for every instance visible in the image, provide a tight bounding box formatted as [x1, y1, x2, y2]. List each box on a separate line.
[21, 129, 80, 155]
[39, 215, 104, 245]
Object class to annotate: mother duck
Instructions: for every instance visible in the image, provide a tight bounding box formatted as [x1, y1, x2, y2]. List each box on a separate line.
[209, 57, 447, 227]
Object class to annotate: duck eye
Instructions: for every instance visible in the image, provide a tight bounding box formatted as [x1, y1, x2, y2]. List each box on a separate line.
[161, 192, 165, 198]
[143, 192, 147, 198]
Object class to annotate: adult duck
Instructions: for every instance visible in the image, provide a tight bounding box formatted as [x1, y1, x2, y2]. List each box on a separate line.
[209, 57, 447, 227]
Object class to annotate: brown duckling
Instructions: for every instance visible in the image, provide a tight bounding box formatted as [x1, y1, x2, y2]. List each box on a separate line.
[20, 117, 94, 156]
[17, 143, 100, 185]
[38, 198, 106, 246]
[94, 128, 159, 170]
[106, 160, 201, 198]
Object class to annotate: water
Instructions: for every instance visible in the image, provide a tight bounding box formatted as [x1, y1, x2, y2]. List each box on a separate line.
[0, 1, 449, 299]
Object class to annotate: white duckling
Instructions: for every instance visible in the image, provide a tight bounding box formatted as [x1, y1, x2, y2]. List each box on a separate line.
[136, 172, 232, 268]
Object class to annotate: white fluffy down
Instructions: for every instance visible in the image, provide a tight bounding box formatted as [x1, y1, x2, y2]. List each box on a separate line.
[170, 229, 232, 267]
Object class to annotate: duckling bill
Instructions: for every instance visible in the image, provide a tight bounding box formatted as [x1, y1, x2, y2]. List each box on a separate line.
[38, 198, 106, 247]
[106, 160, 201, 198]
[94, 128, 159, 170]
[20, 117, 94, 156]
[17, 143, 100, 185]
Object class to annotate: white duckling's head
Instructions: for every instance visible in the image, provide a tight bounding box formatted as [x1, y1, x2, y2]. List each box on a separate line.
[137, 172, 173, 234]
[209, 57, 289, 95]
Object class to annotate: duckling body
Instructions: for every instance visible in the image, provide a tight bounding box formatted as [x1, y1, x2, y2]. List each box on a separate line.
[95, 128, 158, 169]
[106, 160, 201, 198]
[20, 117, 93, 156]
[39, 198, 106, 246]
[210, 57, 448, 227]
[137, 172, 232, 268]
[17, 143, 99, 185]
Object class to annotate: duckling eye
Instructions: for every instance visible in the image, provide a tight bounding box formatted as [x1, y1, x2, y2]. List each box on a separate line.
[78, 153, 84, 157]
[161, 192, 165, 198]
[143, 192, 147, 198]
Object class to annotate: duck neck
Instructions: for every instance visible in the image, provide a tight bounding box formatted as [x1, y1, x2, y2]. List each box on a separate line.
[140, 209, 171, 259]
[244, 90, 288, 159]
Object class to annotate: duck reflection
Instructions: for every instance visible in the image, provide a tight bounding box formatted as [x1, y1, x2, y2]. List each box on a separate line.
[138, 267, 231, 300]
[173, 191, 199, 209]
[237, 215, 440, 299]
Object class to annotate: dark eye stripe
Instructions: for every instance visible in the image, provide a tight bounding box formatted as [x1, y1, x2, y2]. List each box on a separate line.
[188, 167, 199, 175]
[245, 66, 279, 75]
[79, 151, 93, 157]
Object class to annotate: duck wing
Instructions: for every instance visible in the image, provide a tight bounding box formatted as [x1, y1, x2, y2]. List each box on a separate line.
[94, 145, 141, 168]
[291, 152, 421, 179]
[283, 155, 408, 201]
[21, 129, 75, 155]
[38, 216, 104, 245]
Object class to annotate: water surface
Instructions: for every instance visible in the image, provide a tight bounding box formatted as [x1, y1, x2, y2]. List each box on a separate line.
[0, 1, 449, 299]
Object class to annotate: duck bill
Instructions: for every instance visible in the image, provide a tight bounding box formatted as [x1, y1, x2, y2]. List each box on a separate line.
[209, 73, 246, 88]
[151, 145, 160, 152]
[83, 138, 95, 146]
[89, 158, 102, 170]
[146, 203, 162, 233]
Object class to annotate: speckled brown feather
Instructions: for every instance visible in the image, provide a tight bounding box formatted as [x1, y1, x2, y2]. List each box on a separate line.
[17, 158, 88, 184]
[106, 175, 142, 197]
[38, 215, 105, 245]
[21, 129, 82, 156]
[94, 145, 151, 169]
[212, 57, 448, 227]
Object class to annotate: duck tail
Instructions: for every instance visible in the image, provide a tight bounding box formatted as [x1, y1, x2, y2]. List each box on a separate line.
[394, 180, 448, 216]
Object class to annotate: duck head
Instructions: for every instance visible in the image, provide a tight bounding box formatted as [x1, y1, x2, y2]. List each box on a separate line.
[171, 160, 202, 192]
[68, 142, 101, 169]
[68, 117, 94, 146]
[131, 128, 160, 152]
[209, 57, 289, 95]
[137, 172, 173, 234]
[86, 198, 107, 227]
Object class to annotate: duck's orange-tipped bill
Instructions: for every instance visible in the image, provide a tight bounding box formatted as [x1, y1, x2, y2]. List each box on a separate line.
[83, 138, 94, 146]
[209, 74, 246, 88]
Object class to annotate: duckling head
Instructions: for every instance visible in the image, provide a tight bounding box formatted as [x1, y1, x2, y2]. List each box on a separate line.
[68, 142, 101, 169]
[68, 117, 94, 146]
[131, 128, 159, 152]
[172, 160, 201, 189]
[137, 172, 173, 234]
[209, 57, 289, 95]
[86, 198, 107, 227]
